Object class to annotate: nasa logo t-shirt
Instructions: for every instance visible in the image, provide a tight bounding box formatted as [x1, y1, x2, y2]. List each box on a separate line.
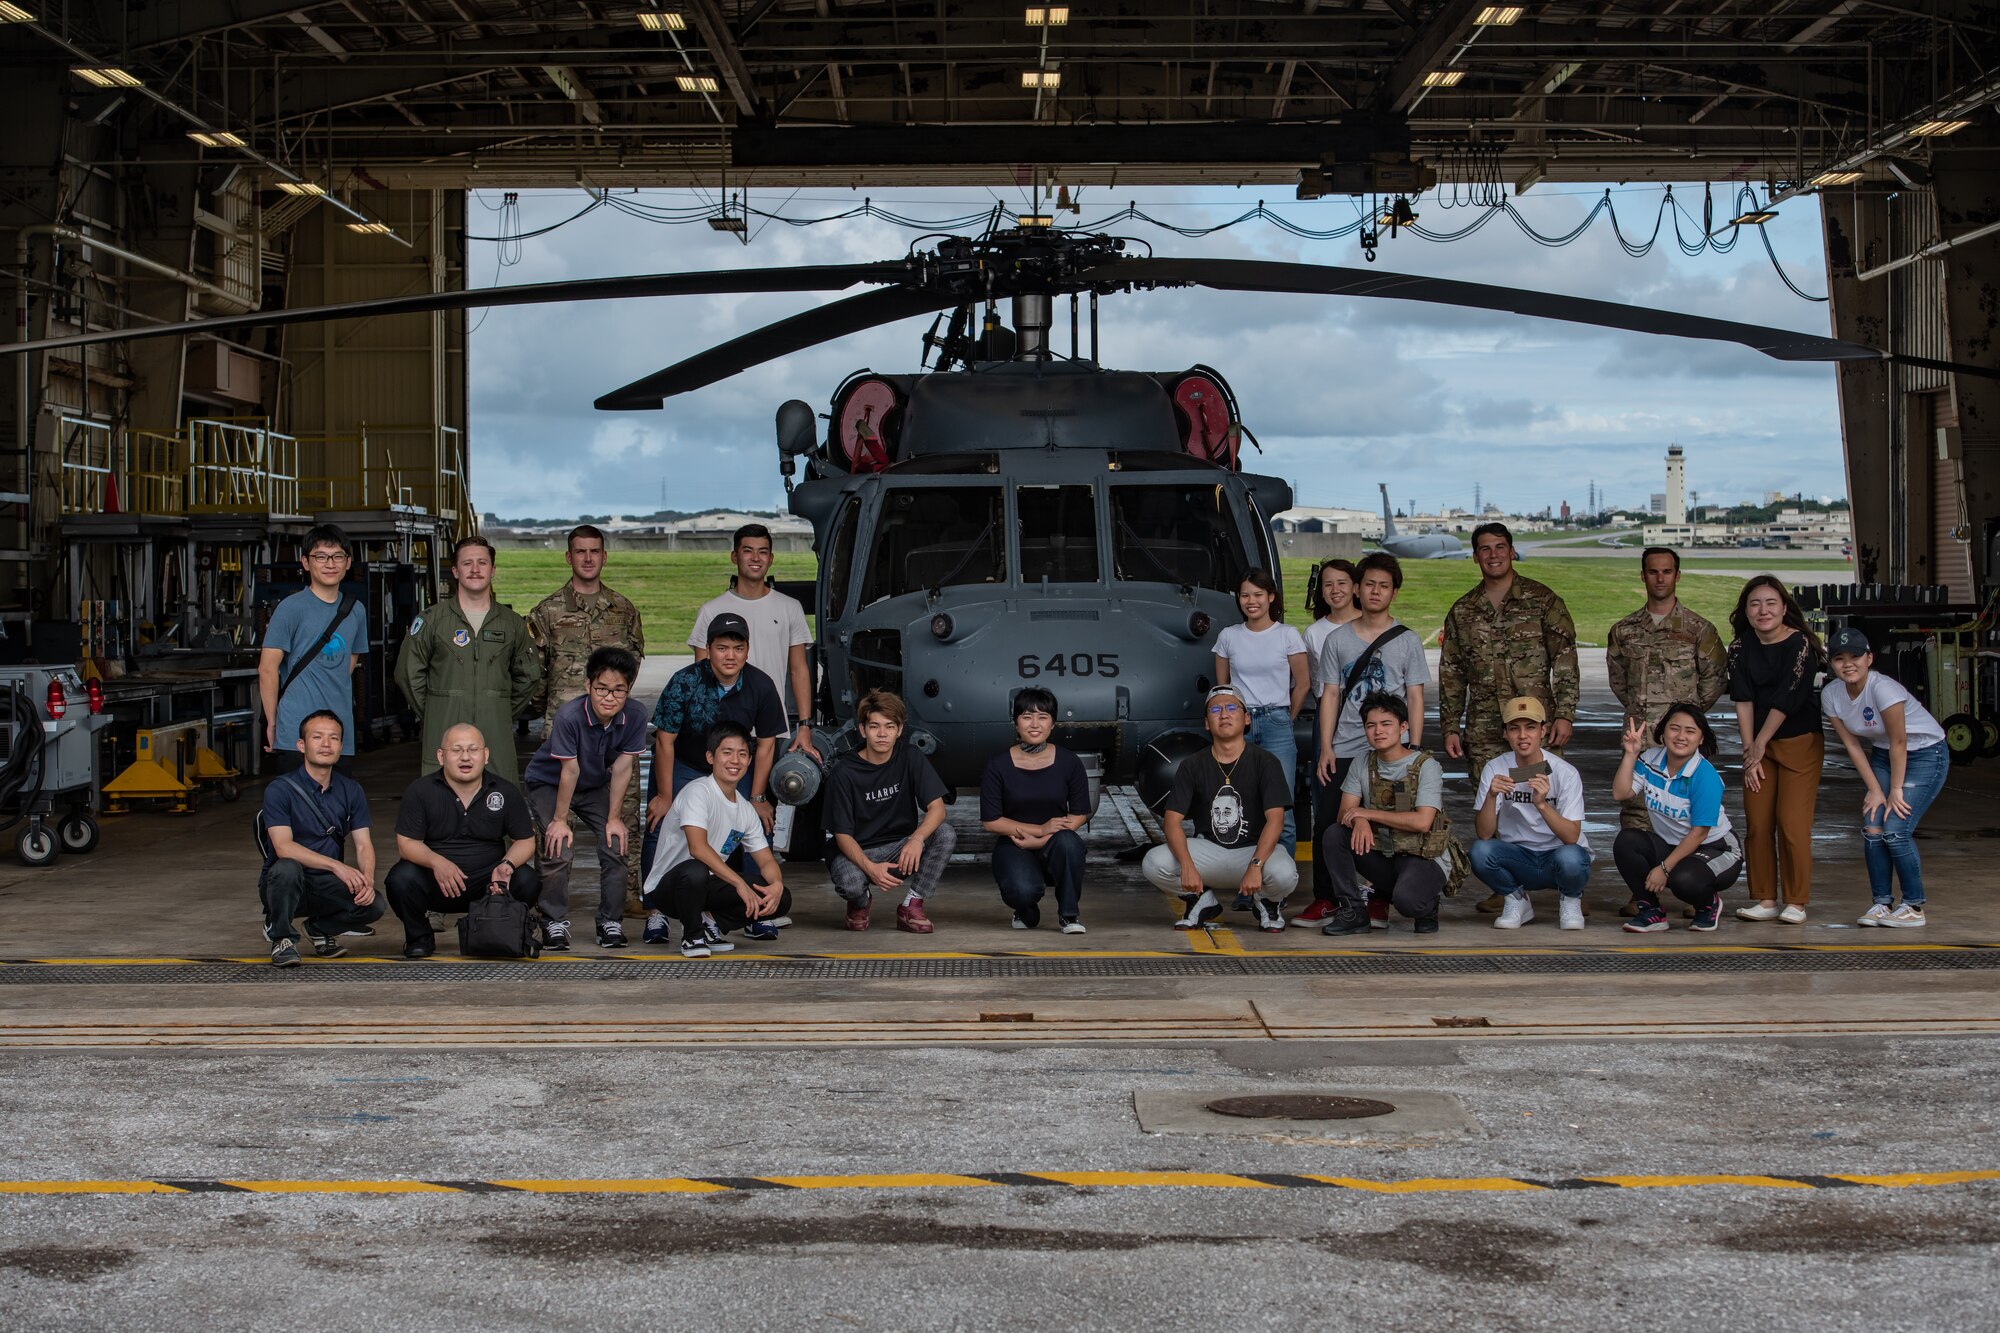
[1165, 745, 1289, 848]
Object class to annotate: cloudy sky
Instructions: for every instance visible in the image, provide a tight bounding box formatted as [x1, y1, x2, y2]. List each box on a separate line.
[465, 182, 1839, 521]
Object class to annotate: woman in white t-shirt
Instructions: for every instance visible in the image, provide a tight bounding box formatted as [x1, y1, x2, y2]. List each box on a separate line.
[1820, 627, 1948, 928]
[1213, 568, 1310, 854]
[1302, 559, 1362, 701]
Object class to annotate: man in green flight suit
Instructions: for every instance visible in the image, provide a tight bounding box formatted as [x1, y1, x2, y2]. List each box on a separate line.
[1437, 522, 1580, 913]
[395, 536, 543, 784]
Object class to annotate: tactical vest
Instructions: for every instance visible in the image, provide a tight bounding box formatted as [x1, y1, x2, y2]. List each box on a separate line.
[1366, 749, 1455, 861]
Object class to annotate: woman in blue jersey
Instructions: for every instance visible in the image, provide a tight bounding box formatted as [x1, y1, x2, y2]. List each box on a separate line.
[1610, 702, 1743, 934]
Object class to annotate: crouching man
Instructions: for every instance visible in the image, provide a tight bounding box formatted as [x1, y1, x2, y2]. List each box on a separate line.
[825, 689, 957, 933]
[1143, 685, 1300, 932]
[639, 721, 792, 957]
[386, 723, 541, 959]
[258, 709, 382, 967]
[1470, 697, 1593, 931]
[1319, 692, 1450, 936]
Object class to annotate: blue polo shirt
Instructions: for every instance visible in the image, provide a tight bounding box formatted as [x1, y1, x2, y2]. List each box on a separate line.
[522, 694, 650, 792]
[260, 768, 371, 874]
[1631, 746, 1732, 843]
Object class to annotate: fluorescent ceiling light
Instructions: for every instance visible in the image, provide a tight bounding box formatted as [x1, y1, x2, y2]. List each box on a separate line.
[346, 221, 395, 236]
[1474, 6, 1524, 24]
[277, 181, 327, 196]
[72, 66, 142, 88]
[1017, 214, 1054, 227]
[1909, 119, 1970, 137]
[188, 130, 246, 149]
[1022, 69, 1061, 88]
[1811, 170, 1862, 187]
[0, 3, 37, 22]
[1421, 70, 1465, 87]
[1730, 208, 1779, 225]
[635, 9, 687, 30]
[1024, 6, 1069, 25]
[676, 74, 719, 93]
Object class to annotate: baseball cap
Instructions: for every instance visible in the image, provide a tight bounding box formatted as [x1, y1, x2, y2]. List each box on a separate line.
[706, 612, 751, 645]
[1827, 626, 1872, 658]
[1205, 684, 1243, 705]
[1500, 696, 1548, 725]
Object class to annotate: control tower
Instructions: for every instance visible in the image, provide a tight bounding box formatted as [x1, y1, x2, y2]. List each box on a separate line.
[1665, 445, 1688, 526]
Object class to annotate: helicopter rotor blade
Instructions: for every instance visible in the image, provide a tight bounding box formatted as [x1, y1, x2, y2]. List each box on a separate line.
[594, 286, 961, 411]
[1081, 257, 2000, 380]
[0, 263, 907, 359]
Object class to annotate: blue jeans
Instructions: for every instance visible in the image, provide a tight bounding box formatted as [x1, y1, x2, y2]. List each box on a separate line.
[642, 759, 752, 884]
[1246, 706, 1298, 854]
[1470, 838, 1593, 898]
[1863, 742, 1948, 906]
[993, 829, 1087, 921]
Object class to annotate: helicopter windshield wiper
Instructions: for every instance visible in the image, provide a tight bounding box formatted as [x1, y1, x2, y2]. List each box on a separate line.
[1115, 517, 1186, 588]
[928, 520, 999, 598]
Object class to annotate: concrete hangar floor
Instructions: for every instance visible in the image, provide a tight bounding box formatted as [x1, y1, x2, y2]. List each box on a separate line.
[0, 658, 1995, 1328]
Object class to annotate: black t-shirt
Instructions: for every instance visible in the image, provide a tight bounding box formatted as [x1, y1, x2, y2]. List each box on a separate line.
[1164, 744, 1289, 848]
[825, 745, 950, 847]
[395, 771, 534, 875]
[980, 747, 1090, 825]
[1727, 632, 1823, 740]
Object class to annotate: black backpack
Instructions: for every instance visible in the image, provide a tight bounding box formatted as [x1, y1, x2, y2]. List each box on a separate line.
[457, 893, 542, 959]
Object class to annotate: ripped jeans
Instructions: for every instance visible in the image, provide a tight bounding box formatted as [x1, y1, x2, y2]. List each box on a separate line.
[1863, 742, 1949, 906]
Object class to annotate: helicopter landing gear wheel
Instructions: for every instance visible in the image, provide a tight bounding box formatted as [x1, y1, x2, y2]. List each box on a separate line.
[16, 823, 57, 867]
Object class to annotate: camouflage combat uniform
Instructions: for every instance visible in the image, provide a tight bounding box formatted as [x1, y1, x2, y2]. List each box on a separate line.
[1606, 601, 1728, 829]
[1437, 573, 1580, 782]
[527, 582, 647, 911]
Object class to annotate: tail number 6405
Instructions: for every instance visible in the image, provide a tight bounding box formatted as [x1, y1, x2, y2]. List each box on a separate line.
[1017, 653, 1120, 679]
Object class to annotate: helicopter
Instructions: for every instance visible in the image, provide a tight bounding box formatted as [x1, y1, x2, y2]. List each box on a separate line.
[9, 224, 1987, 812]
[1375, 483, 1467, 561]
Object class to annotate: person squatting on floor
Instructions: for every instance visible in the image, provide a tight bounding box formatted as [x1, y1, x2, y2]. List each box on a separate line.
[385, 723, 541, 959]
[257, 709, 382, 967]
[1728, 576, 1824, 923]
[1820, 627, 1946, 929]
[521, 646, 649, 951]
[1610, 703, 1743, 933]
[638, 720, 792, 957]
[1318, 691, 1453, 936]
[1145, 683, 1300, 933]
[1211, 568, 1309, 857]
[824, 689, 957, 933]
[1470, 696, 1593, 931]
[980, 687, 1092, 934]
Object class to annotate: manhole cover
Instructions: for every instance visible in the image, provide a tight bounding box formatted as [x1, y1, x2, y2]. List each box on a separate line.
[1203, 1095, 1396, 1121]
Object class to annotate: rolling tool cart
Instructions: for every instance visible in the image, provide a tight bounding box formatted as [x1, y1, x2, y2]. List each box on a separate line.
[0, 665, 114, 866]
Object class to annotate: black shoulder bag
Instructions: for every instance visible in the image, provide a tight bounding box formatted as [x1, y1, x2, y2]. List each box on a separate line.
[459, 893, 542, 958]
[1339, 624, 1413, 703]
[279, 592, 360, 700]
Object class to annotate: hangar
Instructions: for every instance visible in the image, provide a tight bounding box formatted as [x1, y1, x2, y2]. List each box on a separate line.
[0, 0, 1994, 719]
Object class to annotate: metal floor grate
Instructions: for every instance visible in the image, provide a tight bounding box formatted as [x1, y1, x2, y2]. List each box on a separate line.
[1, 949, 1995, 985]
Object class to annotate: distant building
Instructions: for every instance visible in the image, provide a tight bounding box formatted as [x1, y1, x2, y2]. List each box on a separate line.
[1664, 445, 1688, 525]
[1271, 506, 1383, 539]
[1760, 508, 1851, 550]
[1649, 493, 1666, 516]
[1642, 521, 1735, 547]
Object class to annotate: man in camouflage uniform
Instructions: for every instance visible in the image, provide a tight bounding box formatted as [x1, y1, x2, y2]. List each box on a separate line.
[1438, 522, 1580, 913]
[526, 524, 647, 912]
[1605, 546, 1728, 842]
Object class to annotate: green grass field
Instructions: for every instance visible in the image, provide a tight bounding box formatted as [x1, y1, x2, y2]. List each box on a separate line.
[488, 548, 1837, 650]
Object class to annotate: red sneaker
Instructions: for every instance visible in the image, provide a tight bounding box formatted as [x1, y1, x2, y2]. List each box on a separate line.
[845, 900, 871, 931]
[896, 900, 934, 934]
[1290, 900, 1336, 927]
[1367, 899, 1390, 929]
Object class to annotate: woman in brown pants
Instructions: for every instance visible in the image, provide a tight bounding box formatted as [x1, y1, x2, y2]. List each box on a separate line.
[1727, 576, 1825, 922]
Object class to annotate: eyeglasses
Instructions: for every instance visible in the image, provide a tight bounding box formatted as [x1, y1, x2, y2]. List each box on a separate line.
[306, 551, 349, 564]
[588, 682, 630, 698]
[1207, 703, 1242, 716]
[443, 745, 485, 758]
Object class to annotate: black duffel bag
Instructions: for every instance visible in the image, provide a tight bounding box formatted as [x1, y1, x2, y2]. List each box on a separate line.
[457, 894, 542, 959]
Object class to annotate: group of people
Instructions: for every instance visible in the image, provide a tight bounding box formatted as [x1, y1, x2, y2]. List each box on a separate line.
[253, 518, 1948, 965]
[1144, 528, 1946, 937]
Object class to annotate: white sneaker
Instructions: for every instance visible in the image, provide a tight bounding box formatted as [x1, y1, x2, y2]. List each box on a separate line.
[1174, 890, 1221, 930]
[1558, 898, 1585, 931]
[1494, 895, 1534, 929]
[1735, 902, 1781, 921]
[1857, 903, 1893, 927]
[1011, 914, 1030, 930]
[1883, 904, 1927, 928]
[1778, 904, 1808, 924]
[1060, 918, 1086, 935]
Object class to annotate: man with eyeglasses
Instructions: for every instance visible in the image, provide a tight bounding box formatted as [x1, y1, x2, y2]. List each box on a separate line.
[384, 723, 540, 959]
[520, 647, 649, 950]
[1143, 684, 1300, 932]
[259, 524, 368, 776]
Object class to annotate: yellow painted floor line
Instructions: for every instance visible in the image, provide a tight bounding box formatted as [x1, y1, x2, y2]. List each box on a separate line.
[0, 1169, 1993, 1197]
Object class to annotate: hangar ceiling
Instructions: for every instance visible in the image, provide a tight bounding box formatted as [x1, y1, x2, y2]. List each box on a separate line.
[5, 0, 1997, 189]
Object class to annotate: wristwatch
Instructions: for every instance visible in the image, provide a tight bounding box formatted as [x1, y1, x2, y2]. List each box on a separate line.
[1248, 857, 1263, 869]
[752, 793, 772, 804]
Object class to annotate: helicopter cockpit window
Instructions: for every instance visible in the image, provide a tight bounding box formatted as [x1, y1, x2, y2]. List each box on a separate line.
[824, 497, 861, 621]
[861, 486, 1006, 604]
[1110, 485, 1249, 592]
[1016, 486, 1101, 584]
